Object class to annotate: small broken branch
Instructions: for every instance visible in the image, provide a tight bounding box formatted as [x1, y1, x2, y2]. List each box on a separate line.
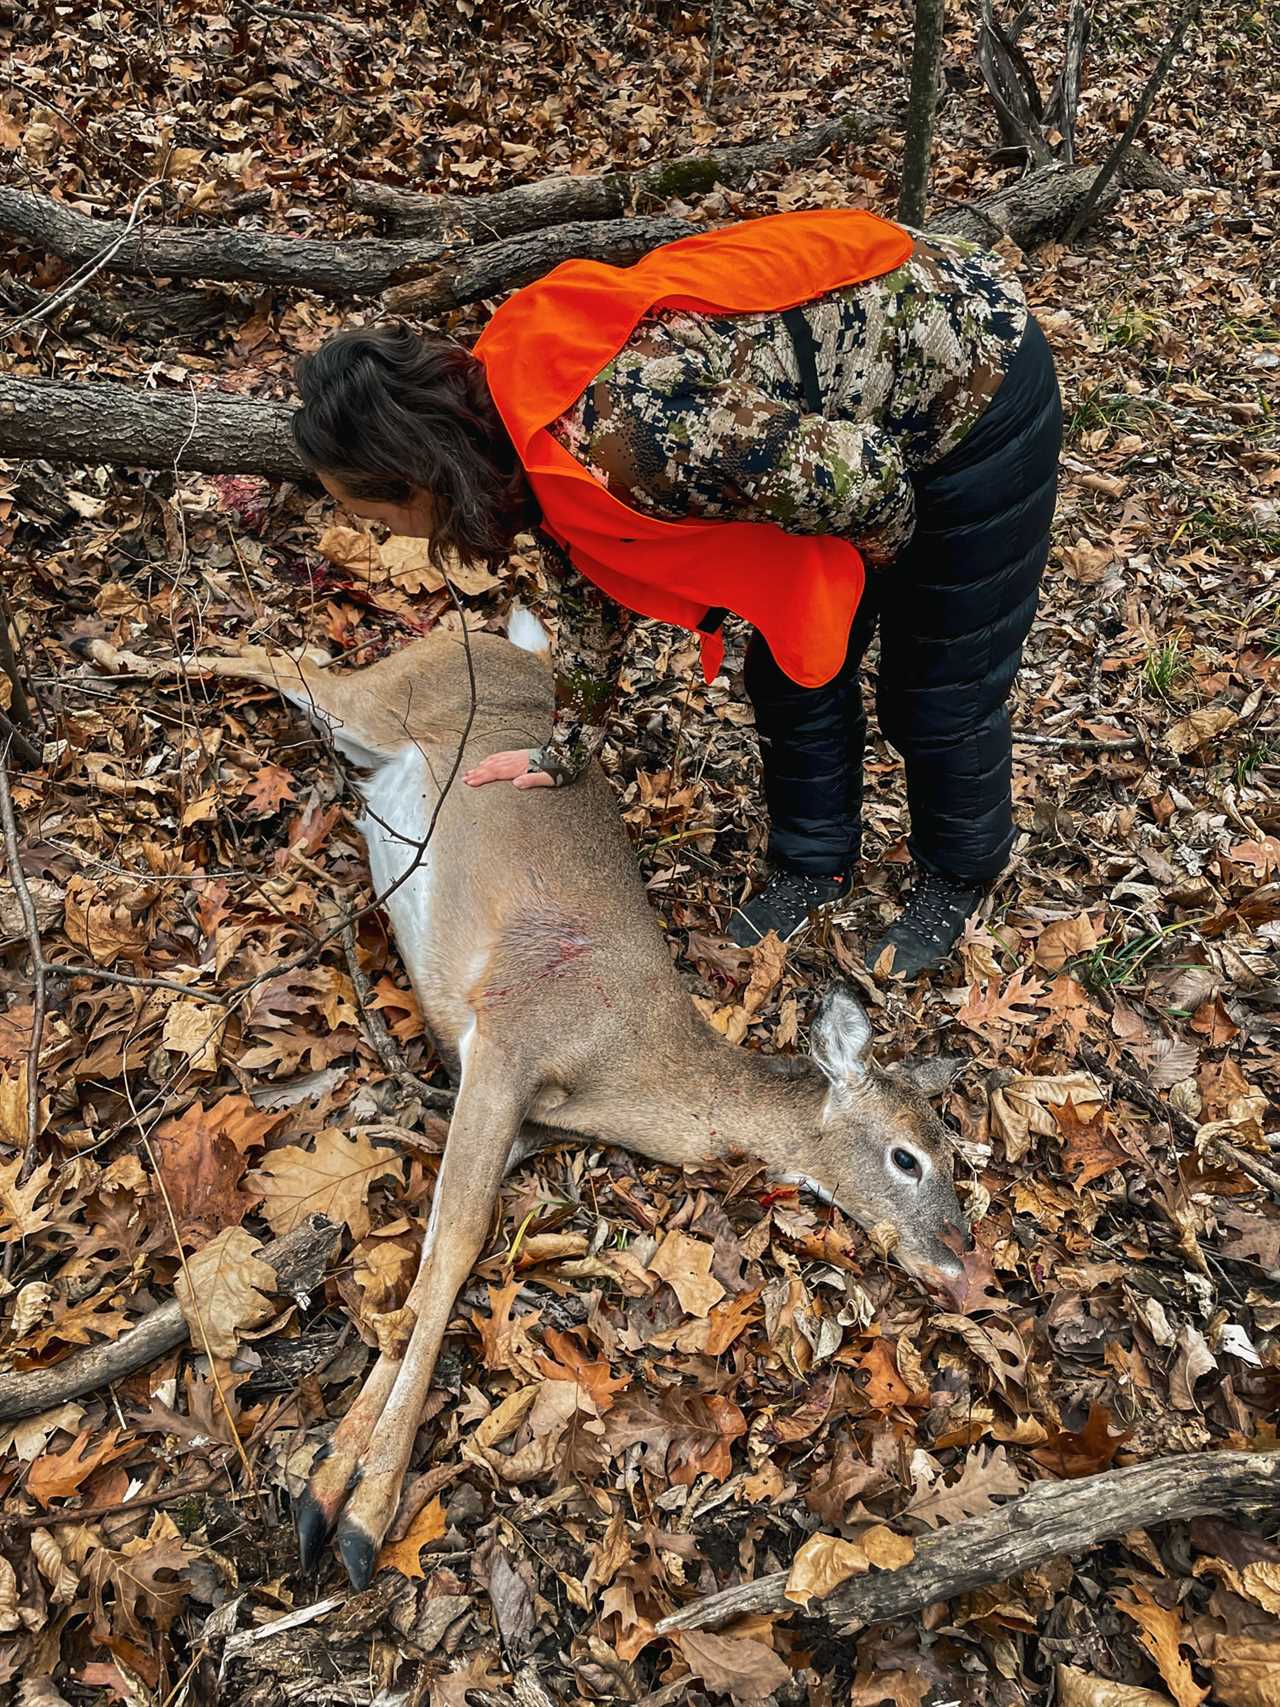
[0, 1214, 340, 1422]
[656, 1449, 1280, 1633]
[1065, 0, 1204, 239]
[341, 920, 455, 1110]
[0, 750, 45, 1178]
[977, 0, 1054, 164]
[0, 707, 40, 770]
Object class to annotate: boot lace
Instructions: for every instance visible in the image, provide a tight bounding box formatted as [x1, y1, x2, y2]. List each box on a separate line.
[900, 870, 977, 936]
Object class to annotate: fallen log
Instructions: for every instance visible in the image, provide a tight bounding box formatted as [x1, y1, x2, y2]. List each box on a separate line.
[0, 187, 685, 300]
[655, 1448, 1280, 1634]
[0, 374, 307, 480]
[0, 162, 1123, 479]
[348, 110, 896, 238]
[0, 1214, 338, 1423]
[380, 214, 691, 314]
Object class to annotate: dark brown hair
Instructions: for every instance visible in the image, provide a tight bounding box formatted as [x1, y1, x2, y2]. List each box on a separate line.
[290, 320, 534, 569]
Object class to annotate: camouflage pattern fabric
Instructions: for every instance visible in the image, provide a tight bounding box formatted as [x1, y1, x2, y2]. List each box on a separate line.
[528, 229, 1028, 785]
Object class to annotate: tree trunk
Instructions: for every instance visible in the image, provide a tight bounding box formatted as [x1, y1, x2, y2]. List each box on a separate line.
[898, 0, 947, 226]
[656, 1449, 1280, 1634]
[350, 111, 894, 239]
[0, 1215, 339, 1422]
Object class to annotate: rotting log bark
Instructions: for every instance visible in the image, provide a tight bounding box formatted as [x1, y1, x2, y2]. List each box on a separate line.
[655, 1449, 1280, 1634]
[0, 1214, 338, 1422]
[349, 111, 896, 238]
[929, 161, 1120, 246]
[0, 374, 308, 480]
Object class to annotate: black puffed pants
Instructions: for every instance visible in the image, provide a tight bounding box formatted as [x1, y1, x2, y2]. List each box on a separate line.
[744, 314, 1063, 884]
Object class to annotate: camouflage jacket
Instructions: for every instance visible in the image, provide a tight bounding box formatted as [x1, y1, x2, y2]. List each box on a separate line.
[527, 228, 1028, 786]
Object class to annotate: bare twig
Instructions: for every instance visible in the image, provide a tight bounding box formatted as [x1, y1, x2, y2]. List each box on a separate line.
[1065, 0, 1203, 239]
[0, 1473, 225, 1533]
[1079, 1040, 1198, 1141]
[0, 587, 34, 729]
[1014, 731, 1141, 752]
[703, 0, 724, 110]
[0, 706, 40, 769]
[0, 749, 45, 1181]
[0, 177, 163, 340]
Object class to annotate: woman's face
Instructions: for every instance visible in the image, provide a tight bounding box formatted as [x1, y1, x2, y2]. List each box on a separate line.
[318, 471, 436, 539]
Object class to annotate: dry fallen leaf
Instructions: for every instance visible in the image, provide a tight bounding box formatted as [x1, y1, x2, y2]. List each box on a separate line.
[375, 1496, 446, 1580]
[648, 1228, 726, 1317]
[1165, 706, 1237, 755]
[1054, 1663, 1173, 1707]
[174, 1226, 279, 1359]
[1209, 1635, 1280, 1707]
[674, 1628, 792, 1703]
[1114, 1584, 1209, 1707]
[246, 1127, 403, 1239]
[785, 1532, 872, 1605]
[906, 1446, 1026, 1529]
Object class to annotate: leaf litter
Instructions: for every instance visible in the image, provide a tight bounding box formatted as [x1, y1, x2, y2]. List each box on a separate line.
[0, 1, 1277, 1703]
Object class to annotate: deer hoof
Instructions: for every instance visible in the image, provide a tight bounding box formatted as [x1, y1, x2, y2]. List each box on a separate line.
[337, 1522, 378, 1591]
[294, 1445, 359, 1572]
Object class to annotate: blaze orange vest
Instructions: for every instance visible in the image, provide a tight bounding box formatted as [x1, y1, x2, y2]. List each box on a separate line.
[474, 209, 913, 686]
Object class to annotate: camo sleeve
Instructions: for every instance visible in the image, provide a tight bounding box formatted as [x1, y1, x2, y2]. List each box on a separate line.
[528, 534, 632, 786]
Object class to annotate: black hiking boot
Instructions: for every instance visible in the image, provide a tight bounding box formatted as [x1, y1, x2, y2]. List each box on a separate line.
[727, 868, 852, 948]
[867, 869, 987, 978]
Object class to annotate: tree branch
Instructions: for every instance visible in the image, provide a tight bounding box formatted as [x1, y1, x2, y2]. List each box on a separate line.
[348, 113, 894, 237]
[0, 1214, 340, 1423]
[656, 1450, 1280, 1633]
[1065, 0, 1204, 240]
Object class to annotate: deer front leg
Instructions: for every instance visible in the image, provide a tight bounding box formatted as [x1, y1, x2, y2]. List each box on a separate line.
[318, 1039, 528, 1588]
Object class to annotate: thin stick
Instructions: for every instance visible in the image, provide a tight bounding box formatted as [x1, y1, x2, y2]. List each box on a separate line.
[1065, 0, 1202, 240]
[139, 1130, 255, 1486]
[0, 749, 45, 1181]
[0, 587, 34, 728]
[1014, 731, 1141, 752]
[0, 176, 163, 340]
[0, 1473, 224, 1533]
[341, 920, 454, 1109]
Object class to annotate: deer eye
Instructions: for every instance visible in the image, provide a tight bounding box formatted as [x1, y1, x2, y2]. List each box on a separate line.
[891, 1147, 921, 1176]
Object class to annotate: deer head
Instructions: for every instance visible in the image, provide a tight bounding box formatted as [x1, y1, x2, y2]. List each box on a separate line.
[789, 988, 969, 1298]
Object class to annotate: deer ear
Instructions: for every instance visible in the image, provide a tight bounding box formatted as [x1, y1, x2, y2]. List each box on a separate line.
[810, 987, 873, 1086]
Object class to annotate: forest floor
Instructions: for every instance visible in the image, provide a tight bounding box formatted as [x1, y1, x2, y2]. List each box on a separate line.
[0, 2, 1277, 1704]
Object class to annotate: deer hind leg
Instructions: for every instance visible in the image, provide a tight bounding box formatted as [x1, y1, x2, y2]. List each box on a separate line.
[297, 1031, 531, 1588]
[169, 646, 401, 766]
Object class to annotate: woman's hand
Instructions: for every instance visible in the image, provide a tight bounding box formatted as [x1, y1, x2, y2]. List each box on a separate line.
[462, 749, 556, 790]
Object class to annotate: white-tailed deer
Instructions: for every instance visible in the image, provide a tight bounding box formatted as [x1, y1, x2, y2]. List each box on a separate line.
[181, 620, 968, 1588]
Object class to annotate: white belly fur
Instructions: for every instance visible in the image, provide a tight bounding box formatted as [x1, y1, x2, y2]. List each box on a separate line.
[355, 747, 449, 1023]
